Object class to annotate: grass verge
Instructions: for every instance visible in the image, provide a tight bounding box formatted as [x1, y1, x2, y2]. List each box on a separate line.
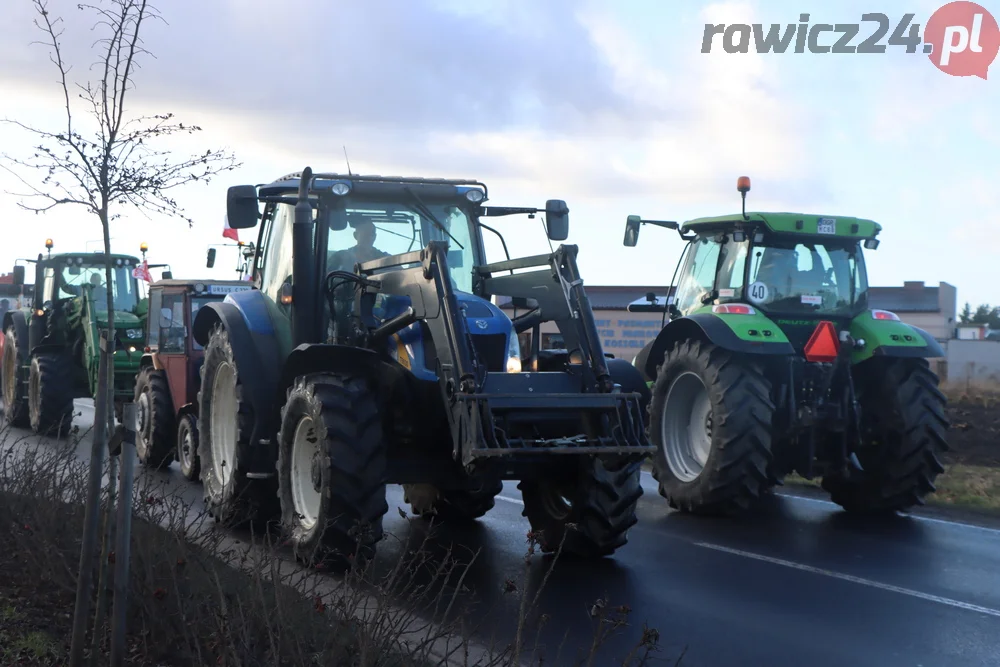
[0, 427, 670, 666]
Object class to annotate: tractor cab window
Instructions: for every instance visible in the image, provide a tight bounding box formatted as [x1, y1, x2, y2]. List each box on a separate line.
[746, 239, 867, 314]
[323, 198, 478, 340]
[673, 236, 722, 316]
[42, 267, 56, 307]
[57, 263, 140, 313]
[258, 203, 295, 315]
[717, 235, 749, 295]
[157, 293, 187, 353]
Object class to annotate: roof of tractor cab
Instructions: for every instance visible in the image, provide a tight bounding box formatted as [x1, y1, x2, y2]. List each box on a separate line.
[150, 279, 252, 288]
[682, 212, 881, 238]
[258, 171, 490, 199]
[48, 251, 141, 262]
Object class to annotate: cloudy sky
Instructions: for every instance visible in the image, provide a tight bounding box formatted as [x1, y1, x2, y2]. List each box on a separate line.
[0, 0, 996, 311]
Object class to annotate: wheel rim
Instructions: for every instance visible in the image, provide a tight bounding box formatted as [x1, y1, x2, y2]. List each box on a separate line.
[661, 371, 713, 483]
[136, 390, 151, 457]
[539, 483, 574, 521]
[179, 421, 195, 471]
[210, 361, 238, 488]
[290, 415, 322, 531]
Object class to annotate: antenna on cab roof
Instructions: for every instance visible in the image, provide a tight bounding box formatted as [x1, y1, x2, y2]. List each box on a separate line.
[343, 146, 353, 176]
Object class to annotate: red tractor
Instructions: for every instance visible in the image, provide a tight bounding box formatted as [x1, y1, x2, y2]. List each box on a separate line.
[134, 279, 254, 479]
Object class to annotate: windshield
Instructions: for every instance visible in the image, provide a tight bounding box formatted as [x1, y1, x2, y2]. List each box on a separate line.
[57, 263, 140, 313]
[325, 198, 477, 293]
[744, 238, 867, 315]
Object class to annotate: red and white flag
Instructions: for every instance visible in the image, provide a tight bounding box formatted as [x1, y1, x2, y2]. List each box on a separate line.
[223, 215, 239, 242]
[132, 259, 152, 282]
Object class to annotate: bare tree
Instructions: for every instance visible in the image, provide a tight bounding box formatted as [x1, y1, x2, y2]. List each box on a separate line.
[0, 1, 240, 661]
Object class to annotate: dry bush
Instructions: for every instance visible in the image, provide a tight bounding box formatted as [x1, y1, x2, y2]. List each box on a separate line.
[0, 425, 667, 666]
[941, 380, 1000, 408]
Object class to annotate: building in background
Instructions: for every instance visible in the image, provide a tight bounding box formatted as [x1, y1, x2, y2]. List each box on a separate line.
[956, 323, 993, 340]
[497, 281, 958, 365]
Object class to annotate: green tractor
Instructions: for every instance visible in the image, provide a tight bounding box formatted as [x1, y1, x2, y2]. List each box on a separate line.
[623, 176, 949, 516]
[1, 239, 166, 435]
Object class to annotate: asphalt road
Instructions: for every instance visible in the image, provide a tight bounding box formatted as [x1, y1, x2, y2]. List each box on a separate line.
[4, 399, 1000, 667]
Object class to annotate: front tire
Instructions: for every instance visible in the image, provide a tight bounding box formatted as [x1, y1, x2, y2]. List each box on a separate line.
[198, 325, 265, 526]
[276, 374, 388, 572]
[176, 413, 201, 482]
[135, 367, 176, 470]
[822, 358, 949, 513]
[519, 456, 642, 558]
[28, 353, 74, 437]
[649, 339, 774, 515]
[2, 324, 29, 427]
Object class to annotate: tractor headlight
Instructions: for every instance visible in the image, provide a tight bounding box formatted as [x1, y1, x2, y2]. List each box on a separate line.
[126, 329, 142, 339]
[505, 332, 521, 373]
[465, 189, 485, 203]
[330, 182, 351, 196]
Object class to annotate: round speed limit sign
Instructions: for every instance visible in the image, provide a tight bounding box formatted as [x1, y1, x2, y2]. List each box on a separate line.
[747, 281, 769, 303]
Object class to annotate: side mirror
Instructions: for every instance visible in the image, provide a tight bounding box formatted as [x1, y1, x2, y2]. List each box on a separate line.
[12, 265, 24, 286]
[226, 185, 260, 229]
[206, 248, 217, 268]
[158, 307, 173, 329]
[544, 199, 569, 241]
[447, 249, 464, 268]
[162, 271, 173, 280]
[624, 215, 641, 247]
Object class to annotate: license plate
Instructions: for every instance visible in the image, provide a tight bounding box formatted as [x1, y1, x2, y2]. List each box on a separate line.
[817, 217, 836, 234]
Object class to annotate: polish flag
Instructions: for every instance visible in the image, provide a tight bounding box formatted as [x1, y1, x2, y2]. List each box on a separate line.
[132, 259, 152, 282]
[223, 215, 239, 242]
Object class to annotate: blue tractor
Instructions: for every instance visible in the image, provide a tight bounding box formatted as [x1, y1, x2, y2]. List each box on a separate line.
[192, 167, 653, 570]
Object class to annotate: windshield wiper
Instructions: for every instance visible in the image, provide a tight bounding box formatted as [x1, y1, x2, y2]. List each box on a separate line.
[403, 187, 464, 250]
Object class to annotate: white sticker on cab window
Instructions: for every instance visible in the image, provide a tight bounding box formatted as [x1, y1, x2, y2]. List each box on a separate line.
[817, 217, 836, 234]
[801, 294, 822, 305]
[747, 282, 768, 303]
[719, 288, 735, 298]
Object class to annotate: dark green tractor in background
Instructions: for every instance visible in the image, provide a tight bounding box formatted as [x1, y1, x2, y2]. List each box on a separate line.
[624, 176, 949, 516]
[1, 239, 166, 435]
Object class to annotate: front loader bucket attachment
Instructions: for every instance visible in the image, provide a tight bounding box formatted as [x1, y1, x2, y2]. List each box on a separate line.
[453, 371, 653, 466]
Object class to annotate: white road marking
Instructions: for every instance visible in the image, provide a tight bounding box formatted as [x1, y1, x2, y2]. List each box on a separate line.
[638, 471, 1000, 537]
[695, 541, 1000, 619]
[496, 495, 524, 506]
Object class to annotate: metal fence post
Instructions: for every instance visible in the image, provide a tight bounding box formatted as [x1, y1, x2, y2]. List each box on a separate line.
[109, 402, 136, 667]
[69, 332, 112, 666]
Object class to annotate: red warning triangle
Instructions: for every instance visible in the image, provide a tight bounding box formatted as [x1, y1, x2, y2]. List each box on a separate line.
[803, 321, 840, 363]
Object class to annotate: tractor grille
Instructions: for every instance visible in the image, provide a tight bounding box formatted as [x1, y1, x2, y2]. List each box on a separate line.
[470, 333, 506, 372]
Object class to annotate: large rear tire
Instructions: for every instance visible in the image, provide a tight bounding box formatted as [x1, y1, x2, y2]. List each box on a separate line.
[276, 374, 388, 572]
[2, 324, 29, 427]
[135, 366, 176, 470]
[28, 353, 74, 437]
[519, 456, 642, 558]
[822, 358, 949, 513]
[649, 339, 774, 515]
[198, 325, 267, 526]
